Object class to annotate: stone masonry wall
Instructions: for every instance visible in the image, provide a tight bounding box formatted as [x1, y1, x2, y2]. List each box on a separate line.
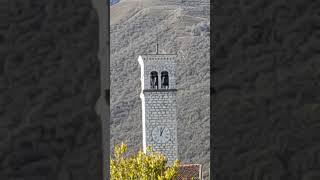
[144, 91, 178, 164]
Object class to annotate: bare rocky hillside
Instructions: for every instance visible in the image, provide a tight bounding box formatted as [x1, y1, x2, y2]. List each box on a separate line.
[110, 0, 210, 178]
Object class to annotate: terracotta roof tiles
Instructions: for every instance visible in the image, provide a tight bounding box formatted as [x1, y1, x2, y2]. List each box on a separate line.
[176, 164, 202, 180]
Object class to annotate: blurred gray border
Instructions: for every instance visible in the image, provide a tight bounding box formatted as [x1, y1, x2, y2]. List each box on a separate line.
[91, 0, 110, 180]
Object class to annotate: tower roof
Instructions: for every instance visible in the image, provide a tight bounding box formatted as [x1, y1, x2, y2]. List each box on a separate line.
[177, 164, 202, 180]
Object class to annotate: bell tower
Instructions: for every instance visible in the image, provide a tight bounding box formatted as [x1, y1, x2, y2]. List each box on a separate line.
[138, 52, 178, 164]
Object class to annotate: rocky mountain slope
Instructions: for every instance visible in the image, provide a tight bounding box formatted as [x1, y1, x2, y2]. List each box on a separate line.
[110, 0, 210, 178]
[110, 0, 120, 6]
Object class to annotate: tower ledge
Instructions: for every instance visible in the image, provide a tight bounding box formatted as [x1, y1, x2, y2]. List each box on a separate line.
[143, 89, 177, 93]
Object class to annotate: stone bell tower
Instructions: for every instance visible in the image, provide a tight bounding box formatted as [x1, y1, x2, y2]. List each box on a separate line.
[138, 50, 178, 164]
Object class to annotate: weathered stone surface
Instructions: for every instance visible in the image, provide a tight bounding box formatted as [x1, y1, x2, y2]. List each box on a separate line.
[1, 0, 102, 179]
[213, 0, 320, 179]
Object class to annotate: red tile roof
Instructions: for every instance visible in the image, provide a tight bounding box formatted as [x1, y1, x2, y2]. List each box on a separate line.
[176, 164, 202, 180]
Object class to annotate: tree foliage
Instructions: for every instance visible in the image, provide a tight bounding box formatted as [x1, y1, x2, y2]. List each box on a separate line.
[110, 142, 180, 180]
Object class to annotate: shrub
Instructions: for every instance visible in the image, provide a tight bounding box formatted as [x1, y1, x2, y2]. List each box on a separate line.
[110, 142, 180, 180]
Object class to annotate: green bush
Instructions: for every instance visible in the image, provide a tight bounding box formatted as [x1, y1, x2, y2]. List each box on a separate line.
[110, 142, 180, 180]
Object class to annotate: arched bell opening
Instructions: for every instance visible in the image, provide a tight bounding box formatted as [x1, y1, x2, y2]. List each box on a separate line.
[161, 71, 169, 89]
[150, 71, 158, 89]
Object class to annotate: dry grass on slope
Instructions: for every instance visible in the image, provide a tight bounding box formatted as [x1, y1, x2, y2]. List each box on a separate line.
[110, 0, 210, 178]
